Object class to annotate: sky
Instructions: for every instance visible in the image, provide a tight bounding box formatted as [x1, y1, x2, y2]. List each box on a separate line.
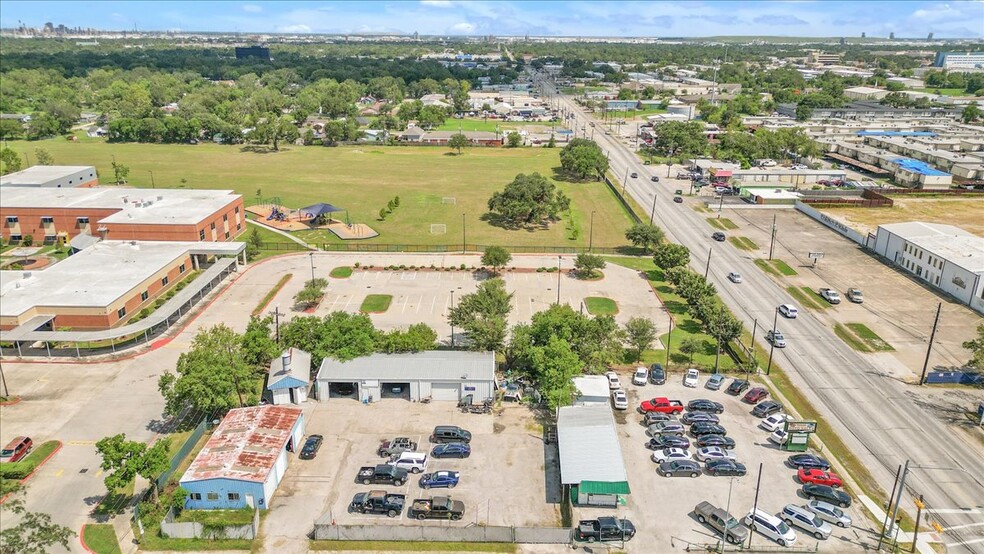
[2, 1, 983, 39]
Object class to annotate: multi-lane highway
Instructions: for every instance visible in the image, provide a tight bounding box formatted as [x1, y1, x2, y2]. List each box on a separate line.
[538, 76, 984, 553]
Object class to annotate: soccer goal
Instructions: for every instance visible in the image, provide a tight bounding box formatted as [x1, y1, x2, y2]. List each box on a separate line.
[442, 196, 457, 205]
[430, 224, 447, 235]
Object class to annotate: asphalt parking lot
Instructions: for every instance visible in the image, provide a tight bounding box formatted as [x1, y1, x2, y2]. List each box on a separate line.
[722, 208, 983, 378]
[266, 398, 560, 542]
[573, 369, 874, 553]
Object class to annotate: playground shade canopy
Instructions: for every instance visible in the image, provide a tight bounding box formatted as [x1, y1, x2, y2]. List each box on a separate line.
[299, 203, 344, 218]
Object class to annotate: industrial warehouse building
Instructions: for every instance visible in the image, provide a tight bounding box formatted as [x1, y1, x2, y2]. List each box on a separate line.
[572, 375, 611, 406]
[873, 222, 984, 314]
[0, 186, 245, 244]
[0, 240, 246, 330]
[557, 403, 630, 507]
[180, 405, 304, 510]
[0, 165, 98, 188]
[316, 351, 496, 403]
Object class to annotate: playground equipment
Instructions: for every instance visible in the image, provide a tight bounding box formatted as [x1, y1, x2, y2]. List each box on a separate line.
[267, 206, 288, 221]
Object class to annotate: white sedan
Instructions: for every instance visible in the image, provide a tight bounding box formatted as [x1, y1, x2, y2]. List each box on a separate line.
[728, 272, 743, 284]
[695, 446, 737, 462]
[611, 389, 628, 410]
[684, 368, 700, 388]
[769, 429, 788, 445]
[632, 366, 648, 386]
[606, 371, 622, 390]
[651, 447, 692, 463]
[760, 413, 791, 433]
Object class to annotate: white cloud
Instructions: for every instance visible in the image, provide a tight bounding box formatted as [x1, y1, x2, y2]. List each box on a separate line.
[421, 0, 454, 7]
[242, 4, 262, 13]
[450, 21, 475, 33]
[277, 23, 311, 33]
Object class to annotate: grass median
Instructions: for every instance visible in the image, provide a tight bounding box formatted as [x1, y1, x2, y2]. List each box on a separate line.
[360, 294, 393, 313]
[584, 296, 618, 315]
[728, 236, 758, 251]
[310, 541, 516, 552]
[785, 286, 828, 310]
[251, 274, 293, 317]
[82, 524, 122, 554]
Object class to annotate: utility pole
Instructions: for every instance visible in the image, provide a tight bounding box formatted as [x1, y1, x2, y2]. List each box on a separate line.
[269, 305, 284, 343]
[0, 361, 9, 399]
[768, 213, 778, 260]
[650, 193, 657, 225]
[309, 253, 315, 281]
[665, 316, 673, 367]
[879, 464, 903, 550]
[882, 460, 911, 550]
[149, 170, 156, 189]
[766, 306, 779, 375]
[919, 302, 942, 385]
[912, 495, 925, 553]
[704, 246, 712, 279]
[449, 290, 455, 348]
[589, 211, 596, 252]
[748, 462, 763, 549]
[748, 318, 758, 378]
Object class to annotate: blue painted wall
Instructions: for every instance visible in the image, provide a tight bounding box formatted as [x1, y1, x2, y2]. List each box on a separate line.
[182, 478, 266, 510]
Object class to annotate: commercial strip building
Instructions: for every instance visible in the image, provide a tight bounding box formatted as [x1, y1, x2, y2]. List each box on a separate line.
[819, 140, 955, 188]
[0, 240, 246, 330]
[873, 222, 984, 314]
[0, 165, 98, 188]
[1, 186, 245, 244]
[934, 52, 984, 71]
[316, 351, 497, 403]
[557, 403, 630, 507]
[180, 406, 304, 511]
[776, 101, 962, 121]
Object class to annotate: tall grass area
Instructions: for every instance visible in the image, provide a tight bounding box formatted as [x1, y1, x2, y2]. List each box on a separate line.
[6, 139, 634, 248]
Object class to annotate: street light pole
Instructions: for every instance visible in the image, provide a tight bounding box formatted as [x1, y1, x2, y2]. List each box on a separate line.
[449, 290, 455, 348]
[149, 170, 156, 189]
[556, 256, 562, 304]
[665, 316, 673, 367]
[461, 212, 466, 253]
[766, 306, 779, 375]
[309, 253, 315, 281]
[748, 462, 764, 549]
[650, 193, 657, 225]
[704, 246, 712, 279]
[589, 211, 596, 252]
[768, 213, 777, 261]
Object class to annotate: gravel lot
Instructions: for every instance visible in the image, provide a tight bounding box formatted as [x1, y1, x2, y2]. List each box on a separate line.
[572, 369, 876, 553]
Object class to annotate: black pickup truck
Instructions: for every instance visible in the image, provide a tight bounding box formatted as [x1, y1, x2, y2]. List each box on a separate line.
[576, 517, 637, 542]
[407, 496, 465, 521]
[348, 490, 405, 518]
[355, 464, 408, 486]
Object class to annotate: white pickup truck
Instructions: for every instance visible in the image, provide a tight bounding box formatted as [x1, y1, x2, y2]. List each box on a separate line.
[818, 288, 841, 305]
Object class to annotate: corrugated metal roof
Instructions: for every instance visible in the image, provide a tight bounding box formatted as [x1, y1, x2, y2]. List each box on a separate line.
[180, 405, 301, 484]
[557, 404, 629, 487]
[573, 376, 610, 400]
[268, 348, 311, 390]
[579, 480, 630, 495]
[317, 351, 495, 382]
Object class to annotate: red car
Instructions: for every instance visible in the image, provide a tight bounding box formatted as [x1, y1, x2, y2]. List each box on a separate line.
[743, 387, 769, 404]
[639, 397, 684, 414]
[798, 468, 843, 488]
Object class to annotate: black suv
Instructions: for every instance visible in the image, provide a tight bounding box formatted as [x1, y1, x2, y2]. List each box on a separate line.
[787, 453, 832, 471]
[690, 422, 727, 437]
[649, 363, 666, 385]
[430, 425, 472, 444]
[803, 484, 851, 508]
[712, 232, 726, 242]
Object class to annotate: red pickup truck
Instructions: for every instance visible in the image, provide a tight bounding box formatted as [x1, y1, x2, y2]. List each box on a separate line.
[639, 397, 685, 414]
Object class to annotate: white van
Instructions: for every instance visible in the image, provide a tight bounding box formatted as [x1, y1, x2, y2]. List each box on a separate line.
[388, 451, 428, 474]
[745, 508, 797, 547]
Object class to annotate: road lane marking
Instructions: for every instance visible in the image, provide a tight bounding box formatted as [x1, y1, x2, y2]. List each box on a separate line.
[54, 469, 64, 477]
[944, 522, 984, 531]
[946, 537, 984, 547]
[928, 509, 983, 514]
[67, 440, 97, 446]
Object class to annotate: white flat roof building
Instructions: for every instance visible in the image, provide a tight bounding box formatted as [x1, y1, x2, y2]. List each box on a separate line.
[573, 375, 611, 405]
[0, 165, 97, 188]
[872, 222, 984, 314]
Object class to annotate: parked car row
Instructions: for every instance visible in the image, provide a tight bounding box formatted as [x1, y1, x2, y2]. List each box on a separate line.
[694, 498, 851, 548]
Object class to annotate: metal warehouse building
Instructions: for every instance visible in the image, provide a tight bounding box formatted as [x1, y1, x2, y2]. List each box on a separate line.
[179, 405, 304, 511]
[557, 404, 630, 507]
[316, 351, 496, 403]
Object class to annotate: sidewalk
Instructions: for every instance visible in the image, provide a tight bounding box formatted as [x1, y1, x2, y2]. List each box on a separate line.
[858, 495, 940, 554]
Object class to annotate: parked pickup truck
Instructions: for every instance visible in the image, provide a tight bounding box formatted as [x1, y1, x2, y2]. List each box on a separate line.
[355, 464, 408, 486]
[639, 397, 685, 414]
[847, 288, 864, 304]
[407, 496, 465, 521]
[377, 437, 418, 457]
[694, 501, 749, 544]
[818, 288, 841, 304]
[348, 490, 405, 517]
[575, 517, 637, 542]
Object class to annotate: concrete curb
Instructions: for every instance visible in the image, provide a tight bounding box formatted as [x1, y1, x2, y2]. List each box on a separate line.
[79, 524, 97, 553]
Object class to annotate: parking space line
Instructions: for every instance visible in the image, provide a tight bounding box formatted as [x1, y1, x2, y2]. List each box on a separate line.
[415, 295, 423, 314]
[429, 296, 436, 314]
[401, 296, 409, 313]
[342, 296, 353, 311]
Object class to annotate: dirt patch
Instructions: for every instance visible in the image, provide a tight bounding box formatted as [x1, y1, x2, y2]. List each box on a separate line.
[493, 422, 506, 434]
[823, 197, 984, 236]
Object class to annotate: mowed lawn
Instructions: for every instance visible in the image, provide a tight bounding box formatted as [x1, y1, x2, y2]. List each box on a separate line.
[8, 139, 633, 248]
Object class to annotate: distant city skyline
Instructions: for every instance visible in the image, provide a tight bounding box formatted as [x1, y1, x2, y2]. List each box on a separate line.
[2, 1, 983, 39]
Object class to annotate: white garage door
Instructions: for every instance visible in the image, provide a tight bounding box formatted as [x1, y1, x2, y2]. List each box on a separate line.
[431, 382, 460, 401]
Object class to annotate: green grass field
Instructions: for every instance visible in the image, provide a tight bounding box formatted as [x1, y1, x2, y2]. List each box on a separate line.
[834, 323, 872, 353]
[82, 524, 121, 554]
[8, 139, 633, 249]
[755, 258, 798, 277]
[846, 323, 895, 352]
[729, 236, 758, 251]
[330, 266, 353, 278]
[361, 294, 393, 313]
[605, 256, 736, 371]
[436, 119, 551, 133]
[584, 296, 618, 315]
[912, 87, 967, 96]
[707, 218, 739, 230]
